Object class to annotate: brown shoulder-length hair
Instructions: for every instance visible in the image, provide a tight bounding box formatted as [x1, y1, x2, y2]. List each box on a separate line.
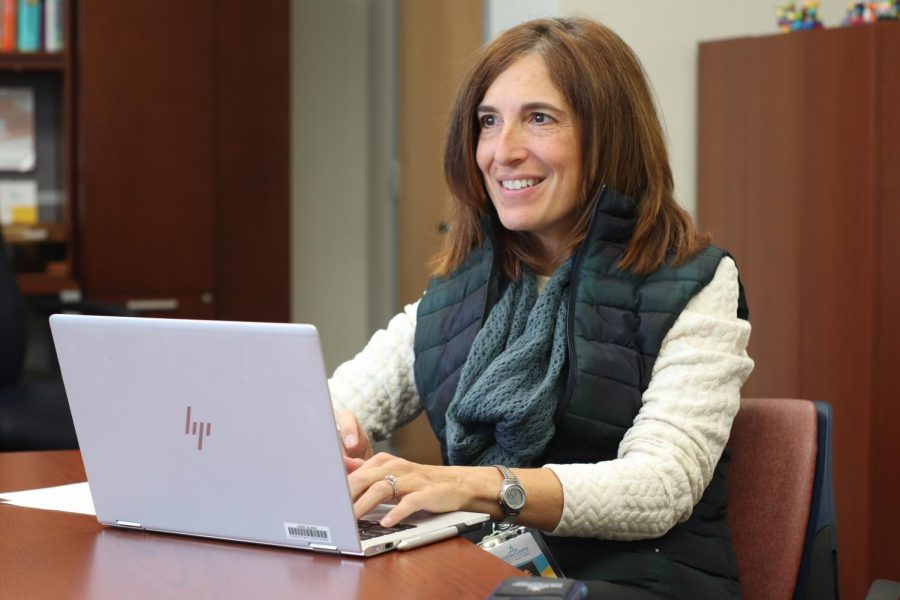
[433, 17, 707, 279]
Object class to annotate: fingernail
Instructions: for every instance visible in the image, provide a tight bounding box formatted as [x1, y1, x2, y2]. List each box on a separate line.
[380, 516, 393, 528]
[343, 434, 357, 448]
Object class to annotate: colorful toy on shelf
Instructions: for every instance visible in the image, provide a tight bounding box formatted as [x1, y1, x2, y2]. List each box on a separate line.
[777, 1, 798, 32]
[800, 0, 825, 29]
[840, 1, 896, 25]
[842, 2, 873, 25]
[876, 0, 899, 19]
[777, 1, 825, 32]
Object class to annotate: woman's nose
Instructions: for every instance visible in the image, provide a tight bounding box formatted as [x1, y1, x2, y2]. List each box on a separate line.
[494, 125, 527, 165]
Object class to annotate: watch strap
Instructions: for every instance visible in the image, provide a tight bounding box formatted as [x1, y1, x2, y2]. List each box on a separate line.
[494, 464, 516, 483]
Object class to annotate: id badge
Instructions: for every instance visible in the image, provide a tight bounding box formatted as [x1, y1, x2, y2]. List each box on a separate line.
[478, 526, 564, 578]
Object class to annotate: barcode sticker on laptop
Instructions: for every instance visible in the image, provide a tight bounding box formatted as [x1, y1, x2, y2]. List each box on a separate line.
[284, 522, 332, 543]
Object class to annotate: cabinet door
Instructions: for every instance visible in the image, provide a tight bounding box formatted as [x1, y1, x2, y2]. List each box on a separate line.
[76, 1, 216, 301]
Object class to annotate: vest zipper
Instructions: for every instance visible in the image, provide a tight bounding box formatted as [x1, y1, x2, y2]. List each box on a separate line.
[555, 185, 608, 423]
[479, 234, 498, 326]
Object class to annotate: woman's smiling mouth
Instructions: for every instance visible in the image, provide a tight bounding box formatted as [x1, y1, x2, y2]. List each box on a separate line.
[500, 178, 544, 191]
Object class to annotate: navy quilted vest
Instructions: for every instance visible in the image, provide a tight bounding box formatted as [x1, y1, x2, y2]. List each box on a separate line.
[413, 187, 749, 582]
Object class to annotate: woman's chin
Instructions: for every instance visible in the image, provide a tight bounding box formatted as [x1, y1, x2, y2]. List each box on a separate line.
[496, 215, 536, 234]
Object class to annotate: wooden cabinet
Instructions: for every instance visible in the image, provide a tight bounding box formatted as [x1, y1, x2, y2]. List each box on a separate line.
[698, 23, 900, 600]
[75, 1, 289, 321]
[76, 1, 217, 318]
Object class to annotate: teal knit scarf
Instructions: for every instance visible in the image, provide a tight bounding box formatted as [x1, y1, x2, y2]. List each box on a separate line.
[445, 259, 571, 467]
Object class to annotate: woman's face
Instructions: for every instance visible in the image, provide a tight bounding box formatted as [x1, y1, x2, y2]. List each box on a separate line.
[476, 52, 582, 258]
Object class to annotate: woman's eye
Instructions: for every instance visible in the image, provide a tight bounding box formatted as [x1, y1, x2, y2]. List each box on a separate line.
[479, 114, 497, 128]
[532, 112, 552, 124]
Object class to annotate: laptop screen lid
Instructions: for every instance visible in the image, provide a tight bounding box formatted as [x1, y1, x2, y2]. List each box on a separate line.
[50, 314, 489, 556]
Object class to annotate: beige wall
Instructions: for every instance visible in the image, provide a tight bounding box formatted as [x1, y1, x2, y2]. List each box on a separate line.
[487, 0, 849, 217]
[291, 1, 396, 372]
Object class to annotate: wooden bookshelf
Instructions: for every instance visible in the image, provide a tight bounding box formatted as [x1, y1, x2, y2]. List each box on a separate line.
[2, 222, 68, 244]
[16, 272, 77, 295]
[0, 0, 74, 295]
[0, 52, 67, 71]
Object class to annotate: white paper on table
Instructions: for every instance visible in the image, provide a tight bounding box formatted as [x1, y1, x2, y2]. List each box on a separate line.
[0, 482, 96, 515]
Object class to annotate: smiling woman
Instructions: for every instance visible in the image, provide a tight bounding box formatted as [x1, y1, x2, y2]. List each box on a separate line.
[328, 17, 753, 600]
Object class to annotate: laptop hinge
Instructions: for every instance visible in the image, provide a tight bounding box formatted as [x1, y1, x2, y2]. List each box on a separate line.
[115, 520, 144, 529]
[309, 543, 339, 553]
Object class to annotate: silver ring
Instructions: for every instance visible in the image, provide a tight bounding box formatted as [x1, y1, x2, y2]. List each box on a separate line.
[384, 474, 399, 499]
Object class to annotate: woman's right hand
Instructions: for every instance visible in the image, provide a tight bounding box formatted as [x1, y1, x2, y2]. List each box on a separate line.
[335, 409, 374, 461]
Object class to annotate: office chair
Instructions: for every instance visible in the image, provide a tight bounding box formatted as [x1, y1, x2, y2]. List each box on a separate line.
[0, 227, 27, 390]
[0, 227, 133, 451]
[727, 398, 838, 600]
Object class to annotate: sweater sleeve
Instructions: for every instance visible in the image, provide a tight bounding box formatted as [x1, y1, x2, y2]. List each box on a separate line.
[544, 256, 754, 540]
[327, 301, 422, 441]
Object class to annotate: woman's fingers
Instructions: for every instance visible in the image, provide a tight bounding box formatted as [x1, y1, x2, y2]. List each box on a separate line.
[347, 453, 400, 499]
[379, 492, 428, 527]
[334, 410, 374, 459]
[353, 477, 398, 519]
[343, 455, 366, 473]
[334, 410, 359, 452]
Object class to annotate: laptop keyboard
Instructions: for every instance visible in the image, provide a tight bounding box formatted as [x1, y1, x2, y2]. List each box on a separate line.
[357, 519, 415, 540]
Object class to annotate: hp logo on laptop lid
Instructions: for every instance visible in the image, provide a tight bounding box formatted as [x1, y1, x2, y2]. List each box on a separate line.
[184, 406, 211, 450]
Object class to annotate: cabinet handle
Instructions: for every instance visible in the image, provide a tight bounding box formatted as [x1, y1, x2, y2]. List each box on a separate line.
[126, 298, 179, 312]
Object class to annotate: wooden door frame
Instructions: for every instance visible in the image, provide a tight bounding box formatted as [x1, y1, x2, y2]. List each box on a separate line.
[394, 0, 483, 464]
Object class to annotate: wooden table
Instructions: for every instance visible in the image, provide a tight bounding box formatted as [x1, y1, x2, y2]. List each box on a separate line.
[0, 451, 521, 599]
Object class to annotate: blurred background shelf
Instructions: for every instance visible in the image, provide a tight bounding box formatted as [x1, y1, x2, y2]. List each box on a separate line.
[2, 223, 67, 244]
[0, 52, 66, 71]
[15, 271, 76, 295]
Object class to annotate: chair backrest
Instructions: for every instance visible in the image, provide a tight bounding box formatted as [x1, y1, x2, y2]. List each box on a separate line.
[727, 398, 838, 600]
[0, 226, 27, 386]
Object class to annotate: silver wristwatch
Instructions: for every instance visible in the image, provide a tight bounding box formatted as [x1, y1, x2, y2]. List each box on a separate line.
[492, 464, 526, 528]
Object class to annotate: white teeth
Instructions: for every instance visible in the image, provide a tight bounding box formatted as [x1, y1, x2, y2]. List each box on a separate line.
[501, 178, 539, 190]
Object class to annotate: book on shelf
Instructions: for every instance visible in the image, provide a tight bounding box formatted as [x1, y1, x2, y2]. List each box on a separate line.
[0, 178, 37, 225]
[44, 0, 61, 52]
[0, 0, 64, 54]
[16, 0, 39, 52]
[0, 0, 15, 52]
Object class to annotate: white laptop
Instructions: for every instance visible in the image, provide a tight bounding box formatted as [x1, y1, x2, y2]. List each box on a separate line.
[49, 314, 489, 557]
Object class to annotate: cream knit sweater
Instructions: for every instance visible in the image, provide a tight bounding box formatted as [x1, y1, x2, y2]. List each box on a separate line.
[329, 257, 753, 540]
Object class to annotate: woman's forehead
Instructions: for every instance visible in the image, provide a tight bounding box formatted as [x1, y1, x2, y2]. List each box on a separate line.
[479, 53, 568, 109]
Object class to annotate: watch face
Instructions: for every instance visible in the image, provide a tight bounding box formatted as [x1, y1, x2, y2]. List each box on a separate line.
[504, 484, 526, 510]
